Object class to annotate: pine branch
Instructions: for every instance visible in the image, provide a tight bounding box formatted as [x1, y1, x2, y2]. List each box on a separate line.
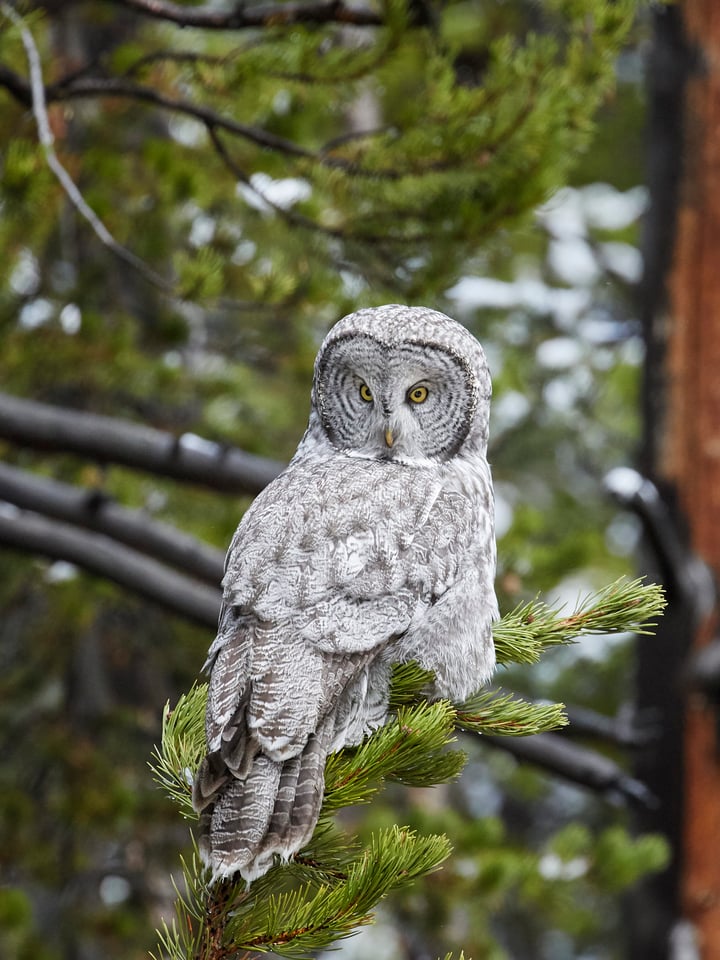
[148, 580, 667, 820]
[150, 573, 664, 957]
[456, 689, 568, 737]
[323, 700, 467, 813]
[150, 683, 209, 820]
[226, 827, 451, 957]
[493, 578, 666, 665]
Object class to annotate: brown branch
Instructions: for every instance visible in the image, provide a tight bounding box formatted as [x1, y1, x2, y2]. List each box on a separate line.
[0, 461, 225, 585]
[98, 0, 384, 29]
[0, 392, 284, 494]
[0, 508, 221, 626]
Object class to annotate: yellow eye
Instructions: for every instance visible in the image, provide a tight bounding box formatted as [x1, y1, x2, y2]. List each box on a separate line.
[407, 385, 429, 404]
[359, 382, 373, 402]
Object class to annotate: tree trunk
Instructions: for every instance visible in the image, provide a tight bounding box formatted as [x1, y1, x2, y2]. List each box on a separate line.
[638, 2, 720, 957]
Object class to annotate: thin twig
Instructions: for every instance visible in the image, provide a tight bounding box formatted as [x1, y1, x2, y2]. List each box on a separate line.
[56, 75, 317, 160]
[206, 124, 350, 241]
[0, 2, 174, 292]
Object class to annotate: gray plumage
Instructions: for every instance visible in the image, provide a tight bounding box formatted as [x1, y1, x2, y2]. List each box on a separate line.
[192, 304, 499, 882]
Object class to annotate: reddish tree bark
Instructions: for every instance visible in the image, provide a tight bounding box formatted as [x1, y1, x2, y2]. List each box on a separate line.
[665, 2, 720, 953]
[635, 1, 720, 955]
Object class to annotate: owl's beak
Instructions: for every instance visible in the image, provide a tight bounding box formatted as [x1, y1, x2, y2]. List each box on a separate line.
[384, 428, 394, 448]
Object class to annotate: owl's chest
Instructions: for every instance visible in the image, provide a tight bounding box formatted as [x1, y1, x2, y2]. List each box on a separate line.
[224, 457, 478, 608]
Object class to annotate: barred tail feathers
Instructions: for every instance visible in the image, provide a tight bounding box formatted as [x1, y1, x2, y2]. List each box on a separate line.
[198, 718, 333, 883]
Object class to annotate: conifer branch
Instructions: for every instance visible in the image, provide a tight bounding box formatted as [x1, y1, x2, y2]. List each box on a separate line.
[323, 701, 466, 813]
[0, 2, 175, 293]
[150, 575, 663, 957]
[151, 683, 209, 820]
[456, 689, 568, 737]
[493, 578, 666, 665]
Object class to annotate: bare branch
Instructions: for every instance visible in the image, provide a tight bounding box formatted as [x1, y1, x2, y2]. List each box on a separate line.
[0, 2, 175, 293]
[97, 0, 384, 29]
[562, 703, 651, 749]
[0, 508, 221, 627]
[0, 461, 225, 585]
[482, 732, 655, 807]
[0, 64, 348, 171]
[51, 78, 449, 183]
[207, 125, 352, 241]
[0, 392, 284, 494]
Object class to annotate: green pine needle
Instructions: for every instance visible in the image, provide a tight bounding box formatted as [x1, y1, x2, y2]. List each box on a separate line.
[457, 688, 568, 737]
[493, 577, 666, 665]
[323, 699, 466, 813]
[388, 660, 435, 708]
[149, 682, 207, 820]
[226, 826, 451, 958]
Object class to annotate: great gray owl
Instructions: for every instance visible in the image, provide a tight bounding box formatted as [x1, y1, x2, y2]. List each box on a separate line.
[192, 304, 498, 882]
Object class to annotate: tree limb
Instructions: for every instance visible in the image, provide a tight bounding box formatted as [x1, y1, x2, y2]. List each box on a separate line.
[562, 703, 651, 748]
[482, 732, 655, 807]
[0, 508, 221, 627]
[61, 75, 320, 161]
[0, 392, 284, 494]
[0, 461, 226, 585]
[97, 0, 384, 29]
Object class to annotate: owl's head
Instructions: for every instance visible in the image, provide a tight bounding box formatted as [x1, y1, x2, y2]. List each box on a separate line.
[302, 304, 491, 464]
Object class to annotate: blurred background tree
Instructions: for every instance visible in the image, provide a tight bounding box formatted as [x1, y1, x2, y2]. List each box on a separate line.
[0, 0, 694, 957]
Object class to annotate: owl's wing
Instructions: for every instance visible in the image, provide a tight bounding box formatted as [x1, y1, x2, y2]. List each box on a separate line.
[195, 594, 383, 881]
[221, 457, 450, 654]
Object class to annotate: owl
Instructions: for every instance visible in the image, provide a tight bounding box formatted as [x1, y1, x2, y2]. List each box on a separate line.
[192, 304, 498, 882]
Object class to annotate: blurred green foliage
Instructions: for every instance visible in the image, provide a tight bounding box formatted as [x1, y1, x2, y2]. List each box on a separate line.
[0, 0, 663, 957]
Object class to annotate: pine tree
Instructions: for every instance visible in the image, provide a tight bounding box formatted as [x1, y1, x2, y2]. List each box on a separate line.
[150, 578, 665, 959]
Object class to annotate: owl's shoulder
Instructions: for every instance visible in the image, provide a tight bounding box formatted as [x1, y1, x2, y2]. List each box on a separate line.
[222, 455, 439, 588]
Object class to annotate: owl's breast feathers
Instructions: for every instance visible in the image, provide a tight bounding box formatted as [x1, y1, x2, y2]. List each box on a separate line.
[193, 453, 496, 881]
[221, 456, 488, 644]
